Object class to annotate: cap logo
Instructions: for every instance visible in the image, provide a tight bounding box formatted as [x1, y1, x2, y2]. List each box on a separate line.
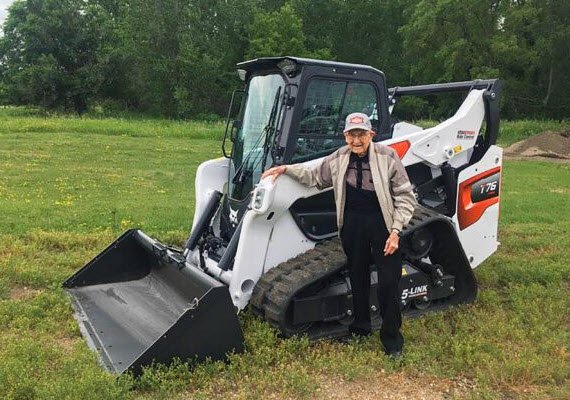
[350, 116, 364, 124]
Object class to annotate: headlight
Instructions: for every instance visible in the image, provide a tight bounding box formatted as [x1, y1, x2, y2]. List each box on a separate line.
[252, 187, 265, 210]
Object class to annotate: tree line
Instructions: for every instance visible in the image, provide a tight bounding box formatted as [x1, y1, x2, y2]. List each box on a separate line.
[0, 0, 568, 119]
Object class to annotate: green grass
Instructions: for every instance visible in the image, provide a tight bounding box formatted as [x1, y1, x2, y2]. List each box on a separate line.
[0, 106, 226, 139]
[0, 109, 569, 399]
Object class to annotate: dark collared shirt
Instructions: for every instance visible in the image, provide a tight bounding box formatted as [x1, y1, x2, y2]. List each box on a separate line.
[346, 152, 375, 191]
[345, 152, 381, 214]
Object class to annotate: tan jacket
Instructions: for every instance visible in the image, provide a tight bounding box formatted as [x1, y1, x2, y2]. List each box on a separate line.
[285, 142, 417, 233]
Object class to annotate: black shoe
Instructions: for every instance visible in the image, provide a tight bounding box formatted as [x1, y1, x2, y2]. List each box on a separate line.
[385, 350, 403, 360]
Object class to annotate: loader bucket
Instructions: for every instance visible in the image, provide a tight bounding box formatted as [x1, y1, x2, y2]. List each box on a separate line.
[63, 229, 244, 375]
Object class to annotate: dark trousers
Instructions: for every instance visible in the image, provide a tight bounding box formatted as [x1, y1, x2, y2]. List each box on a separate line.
[340, 211, 404, 353]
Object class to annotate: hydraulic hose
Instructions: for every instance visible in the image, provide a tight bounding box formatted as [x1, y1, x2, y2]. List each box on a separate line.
[184, 191, 223, 253]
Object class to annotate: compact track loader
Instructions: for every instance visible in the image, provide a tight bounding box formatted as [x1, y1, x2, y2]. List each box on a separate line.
[64, 57, 503, 374]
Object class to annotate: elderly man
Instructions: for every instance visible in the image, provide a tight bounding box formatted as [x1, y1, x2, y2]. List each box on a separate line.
[262, 112, 417, 357]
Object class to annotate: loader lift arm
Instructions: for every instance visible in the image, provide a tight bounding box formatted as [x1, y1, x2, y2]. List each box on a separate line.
[389, 79, 501, 158]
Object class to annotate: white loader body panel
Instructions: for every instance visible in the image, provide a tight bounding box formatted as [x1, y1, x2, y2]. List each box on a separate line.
[453, 145, 503, 268]
[191, 89, 500, 310]
[383, 89, 486, 167]
[192, 158, 229, 232]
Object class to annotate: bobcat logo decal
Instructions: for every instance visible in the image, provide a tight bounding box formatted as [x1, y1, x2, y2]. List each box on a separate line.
[229, 207, 239, 226]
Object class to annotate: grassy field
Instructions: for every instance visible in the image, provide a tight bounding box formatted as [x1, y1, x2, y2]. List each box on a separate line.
[0, 108, 568, 399]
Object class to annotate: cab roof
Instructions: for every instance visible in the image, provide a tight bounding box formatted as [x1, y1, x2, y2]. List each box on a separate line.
[236, 56, 383, 75]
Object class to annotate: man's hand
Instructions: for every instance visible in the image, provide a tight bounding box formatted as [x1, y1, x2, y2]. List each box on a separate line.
[384, 231, 399, 256]
[261, 165, 287, 182]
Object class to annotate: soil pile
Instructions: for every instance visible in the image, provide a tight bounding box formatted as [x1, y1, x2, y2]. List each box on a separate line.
[504, 130, 570, 160]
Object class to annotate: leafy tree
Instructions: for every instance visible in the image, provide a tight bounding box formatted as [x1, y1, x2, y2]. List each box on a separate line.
[114, 0, 259, 117]
[0, 0, 568, 119]
[0, 0, 112, 114]
[292, 0, 409, 86]
[175, 0, 261, 117]
[400, 0, 501, 84]
[246, 2, 330, 59]
[110, 0, 187, 116]
[396, 0, 502, 118]
[494, 0, 570, 117]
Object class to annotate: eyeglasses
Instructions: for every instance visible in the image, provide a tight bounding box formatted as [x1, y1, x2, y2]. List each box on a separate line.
[344, 130, 371, 140]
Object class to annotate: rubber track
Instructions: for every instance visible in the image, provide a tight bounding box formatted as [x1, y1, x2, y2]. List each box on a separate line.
[250, 206, 474, 338]
[400, 205, 444, 237]
[250, 238, 347, 338]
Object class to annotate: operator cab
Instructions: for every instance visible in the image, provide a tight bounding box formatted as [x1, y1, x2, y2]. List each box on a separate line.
[221, 57, 392, 241]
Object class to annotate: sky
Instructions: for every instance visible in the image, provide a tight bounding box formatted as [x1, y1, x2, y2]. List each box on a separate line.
[0, 0, 15, 30]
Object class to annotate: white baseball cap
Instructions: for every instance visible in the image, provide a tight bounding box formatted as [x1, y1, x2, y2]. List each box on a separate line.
[343, 112, 373, 133]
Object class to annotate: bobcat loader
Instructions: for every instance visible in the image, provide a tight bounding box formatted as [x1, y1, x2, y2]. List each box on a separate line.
[64, 57, 502, 374]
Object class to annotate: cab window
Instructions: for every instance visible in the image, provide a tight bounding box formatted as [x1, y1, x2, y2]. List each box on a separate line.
[293, 78, 379, 162]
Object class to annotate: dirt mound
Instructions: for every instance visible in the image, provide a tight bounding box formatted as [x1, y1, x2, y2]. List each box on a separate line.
[504, 130, 570, 160]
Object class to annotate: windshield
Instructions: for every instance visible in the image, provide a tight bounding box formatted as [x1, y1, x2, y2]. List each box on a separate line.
[229, 73, 285, 201]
